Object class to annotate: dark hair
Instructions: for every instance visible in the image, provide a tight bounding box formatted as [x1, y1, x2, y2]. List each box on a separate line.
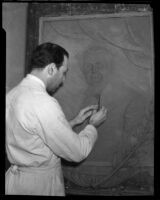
[29, 42, 69, 72]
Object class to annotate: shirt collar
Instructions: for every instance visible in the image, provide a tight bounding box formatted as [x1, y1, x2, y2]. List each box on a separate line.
[27, 74, 46, 89]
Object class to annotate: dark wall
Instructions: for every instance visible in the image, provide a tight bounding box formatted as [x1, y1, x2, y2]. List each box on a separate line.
[25, 3, 152, 74]
[5, 156, 10, 172]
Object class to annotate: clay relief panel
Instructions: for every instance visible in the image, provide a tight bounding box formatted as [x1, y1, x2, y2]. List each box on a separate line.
[39, 13, 154, 194]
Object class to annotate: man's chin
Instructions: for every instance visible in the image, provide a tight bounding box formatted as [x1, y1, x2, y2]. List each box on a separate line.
[47, 82, 63, 95]
[58, 82, 63, 88]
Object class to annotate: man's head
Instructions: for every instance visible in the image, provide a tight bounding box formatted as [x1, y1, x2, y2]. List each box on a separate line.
[29, 42, 69, 94]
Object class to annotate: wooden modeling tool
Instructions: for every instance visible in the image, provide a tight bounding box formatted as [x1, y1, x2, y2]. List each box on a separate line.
[97, 94, 101, 111]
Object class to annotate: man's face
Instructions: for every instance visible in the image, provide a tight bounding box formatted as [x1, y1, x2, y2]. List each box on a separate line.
[47, 56, 68, 94]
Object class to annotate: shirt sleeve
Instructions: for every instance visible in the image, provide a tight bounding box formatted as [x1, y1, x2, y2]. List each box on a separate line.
[34, 96, 98, 162]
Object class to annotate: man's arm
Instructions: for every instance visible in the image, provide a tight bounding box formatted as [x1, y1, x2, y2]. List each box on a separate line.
[69, 118, 78, 128]
[35, 97, 98, 163]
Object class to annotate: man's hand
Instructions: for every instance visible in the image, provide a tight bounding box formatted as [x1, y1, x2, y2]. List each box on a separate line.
[70, 105, 98, 127]
[89, 106, 107, 127]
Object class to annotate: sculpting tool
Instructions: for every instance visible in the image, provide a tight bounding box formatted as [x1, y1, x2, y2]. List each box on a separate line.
[97, 93, 101, 111]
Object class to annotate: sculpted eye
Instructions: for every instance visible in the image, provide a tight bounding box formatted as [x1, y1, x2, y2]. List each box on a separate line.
[85, 63, 93, 72]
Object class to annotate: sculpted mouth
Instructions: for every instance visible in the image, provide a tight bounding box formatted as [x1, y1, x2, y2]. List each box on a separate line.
[86, 73, 103, 84]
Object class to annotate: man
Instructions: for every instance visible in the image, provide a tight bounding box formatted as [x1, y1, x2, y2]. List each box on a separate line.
[5, 42, 107, 196]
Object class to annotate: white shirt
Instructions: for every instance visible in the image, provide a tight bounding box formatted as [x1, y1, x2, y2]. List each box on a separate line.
[5, 74, 97, 195]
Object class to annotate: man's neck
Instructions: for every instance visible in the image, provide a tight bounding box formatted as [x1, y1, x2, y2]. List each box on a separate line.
[30, 70, 47, 88]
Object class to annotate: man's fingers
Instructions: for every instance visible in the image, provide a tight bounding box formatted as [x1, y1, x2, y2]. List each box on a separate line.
[82, 105, 98, 114]
[84, 110, 93, 119]
[92, 109, 97, 115]
[100, 106, 107, 113]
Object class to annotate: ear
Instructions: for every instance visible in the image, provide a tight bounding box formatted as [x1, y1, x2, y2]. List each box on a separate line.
[47, 63, 57, 76]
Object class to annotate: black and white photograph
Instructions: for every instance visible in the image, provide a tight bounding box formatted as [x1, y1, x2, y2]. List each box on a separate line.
[3, 2, 154, 196]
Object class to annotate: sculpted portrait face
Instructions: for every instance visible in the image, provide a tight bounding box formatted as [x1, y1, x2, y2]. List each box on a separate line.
[81, 46, 113, 89]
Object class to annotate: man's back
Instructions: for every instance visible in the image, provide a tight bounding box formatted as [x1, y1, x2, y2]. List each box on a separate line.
[5, 75, 98, 195]
[5, 75, 66, 195]
[6, 76, 57, 167]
